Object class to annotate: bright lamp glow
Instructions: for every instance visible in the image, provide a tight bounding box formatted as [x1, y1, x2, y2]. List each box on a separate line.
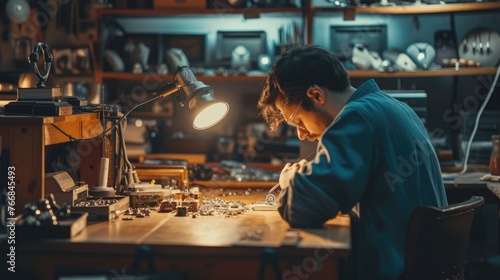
[193, 102, 229, 130]
[129, 67, 229, 131]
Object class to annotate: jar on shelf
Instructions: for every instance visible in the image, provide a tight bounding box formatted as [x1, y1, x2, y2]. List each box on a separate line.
[490, 135, 500, 176]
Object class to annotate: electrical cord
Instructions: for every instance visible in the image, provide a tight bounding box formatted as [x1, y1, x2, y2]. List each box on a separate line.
[118, 119, 133, 171]
[48, 66, 188, 143]
[116, 120, 140, 193]
[50, 91, 167, 142]
[442, 62, 500, 179]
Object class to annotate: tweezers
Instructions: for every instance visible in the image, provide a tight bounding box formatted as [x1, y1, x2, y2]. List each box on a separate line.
[268, 183, 280, 194]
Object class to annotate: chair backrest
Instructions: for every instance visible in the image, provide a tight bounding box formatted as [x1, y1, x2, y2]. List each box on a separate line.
[402, 196, 485, 280]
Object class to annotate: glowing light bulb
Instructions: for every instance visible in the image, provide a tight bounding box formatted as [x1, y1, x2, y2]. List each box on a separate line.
[193, 102, 229, 130]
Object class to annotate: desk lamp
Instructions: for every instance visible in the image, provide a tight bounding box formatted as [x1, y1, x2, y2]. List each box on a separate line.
[111, 66, 230, 194]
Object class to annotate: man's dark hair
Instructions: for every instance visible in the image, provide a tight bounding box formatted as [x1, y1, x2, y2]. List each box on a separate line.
[258, 45, 350, 130]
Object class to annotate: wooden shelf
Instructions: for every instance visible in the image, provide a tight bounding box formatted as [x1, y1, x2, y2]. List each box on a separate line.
[96, 3, 500, 83]
[99, 72, 268, 82]
[313, 2, 500, 15]
[99, 67, 498, 82]
[98, 3, 500, 17]
[97, 7, 302, 17]
[348, 67, 499, 78]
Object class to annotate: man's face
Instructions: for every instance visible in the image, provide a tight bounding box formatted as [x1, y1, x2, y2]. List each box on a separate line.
[276, 98, 334, 142]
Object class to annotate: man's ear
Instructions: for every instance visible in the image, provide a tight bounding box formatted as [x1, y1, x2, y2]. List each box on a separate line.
[306, 85, 326, 105]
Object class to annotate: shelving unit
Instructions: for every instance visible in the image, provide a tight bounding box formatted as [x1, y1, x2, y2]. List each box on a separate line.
[347, 67, 498, 78]
[313, 2, 500, 15]
[94, 2, 500, 83]
[94, 6, 305, 83]
[97, 7, 303, 16]
[98, 72, 267, 82]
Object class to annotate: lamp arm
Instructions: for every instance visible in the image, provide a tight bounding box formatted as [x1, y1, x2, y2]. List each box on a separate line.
[157, 82, 181, 98]
[122, 82, 180, 122]
[117, 82, 180, 192]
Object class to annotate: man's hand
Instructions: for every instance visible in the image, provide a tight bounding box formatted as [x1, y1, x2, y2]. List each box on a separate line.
[278, 159, 309, 190]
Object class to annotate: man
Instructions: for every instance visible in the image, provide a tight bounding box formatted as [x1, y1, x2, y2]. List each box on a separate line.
[257, 45, 447, 279]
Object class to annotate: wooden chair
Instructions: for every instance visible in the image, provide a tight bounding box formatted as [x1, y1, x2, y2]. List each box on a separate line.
[401, 196, 485, 280]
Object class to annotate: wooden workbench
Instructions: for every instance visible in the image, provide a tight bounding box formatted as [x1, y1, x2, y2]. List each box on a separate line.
[0, 113, 105, 215]
[10, 189, 350, 280]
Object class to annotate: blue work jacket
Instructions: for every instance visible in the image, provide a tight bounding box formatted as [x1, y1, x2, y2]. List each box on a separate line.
[278, 79, 448, 280]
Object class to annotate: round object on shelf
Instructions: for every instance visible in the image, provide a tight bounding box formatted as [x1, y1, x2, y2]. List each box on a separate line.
[406, 42, 436, 70]
[258, 54, 272, 73]
[6, 0, 30, 23]
[466, 60, 476, 67]
[458, 27, 500, 67]
[441, 58, 450, 67]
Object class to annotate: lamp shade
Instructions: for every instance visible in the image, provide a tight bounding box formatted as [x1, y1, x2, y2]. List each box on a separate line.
[193, 101, 229, 130]
[173, 67, 229, 130]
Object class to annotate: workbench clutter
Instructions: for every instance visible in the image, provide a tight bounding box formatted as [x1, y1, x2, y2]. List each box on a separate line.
[17, 168, 279, 241]
[15, 194, 88, 239]
[45, 171, 130, 221]
[123, 186, 278, 219]
[12, 184, 279, 241]
[156, 194, 248, 218]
